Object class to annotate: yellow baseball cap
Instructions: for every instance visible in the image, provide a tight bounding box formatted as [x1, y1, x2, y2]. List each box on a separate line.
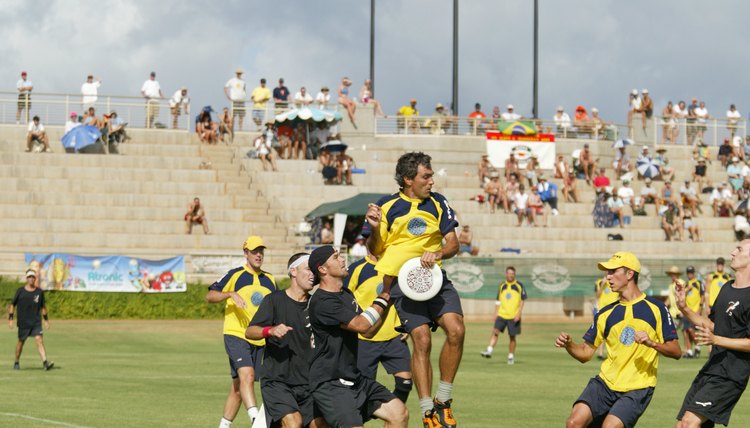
[242, 235, 266, 251]
[597, 251, 641, 273]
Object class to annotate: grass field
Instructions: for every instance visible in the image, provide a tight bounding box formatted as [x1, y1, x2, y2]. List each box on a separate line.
[2, 320, 748, 427]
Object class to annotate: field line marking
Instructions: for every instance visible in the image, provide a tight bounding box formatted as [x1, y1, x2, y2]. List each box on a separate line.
[0, 412, 91, 428]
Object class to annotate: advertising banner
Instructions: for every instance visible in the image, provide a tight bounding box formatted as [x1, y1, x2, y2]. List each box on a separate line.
[24, 253, 187, 293]
[486, 131, 556, 169]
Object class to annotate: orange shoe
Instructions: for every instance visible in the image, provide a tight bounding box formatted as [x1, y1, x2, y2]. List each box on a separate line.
[422, 409, 441, 428]
[433, 398, 457, 428]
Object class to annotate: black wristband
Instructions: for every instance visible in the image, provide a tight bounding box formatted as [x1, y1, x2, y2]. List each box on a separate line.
[43, 314, 48, 321]
[8, 313, 13, 320]
[372, 298, 388, 311]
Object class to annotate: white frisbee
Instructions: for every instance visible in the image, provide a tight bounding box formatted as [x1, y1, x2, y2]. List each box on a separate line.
[398, 257, 443, 301]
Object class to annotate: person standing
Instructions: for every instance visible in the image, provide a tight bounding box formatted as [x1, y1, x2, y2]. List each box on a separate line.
[307, 246, 408, 428]
[706, 257, 732, 313]
[674, 240, 750, 427]
[481, 266, 526, 364]
[8, 269, 54, 371]
[224, 69, 247, 131]
[365, 152, 464, 428]
[16, 71, 33, 124]
[681, 266, 705, 359]
[169, 87, 190, 130]
[250, 78, 271, 131]
[140, 71, 163, 128]
[555, 251, 681, 428]
[246, 253, 327, 428]
[206, 236, 277, 427]
[80, 74, 102, 111]
[272, 78, 290, 111]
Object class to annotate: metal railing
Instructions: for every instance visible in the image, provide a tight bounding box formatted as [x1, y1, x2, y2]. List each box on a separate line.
[632, 116, 747, 147]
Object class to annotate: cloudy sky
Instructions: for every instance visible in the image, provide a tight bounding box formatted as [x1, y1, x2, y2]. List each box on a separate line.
[2, 0, 748, 124]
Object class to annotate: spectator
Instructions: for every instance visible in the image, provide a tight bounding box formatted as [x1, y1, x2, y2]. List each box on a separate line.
[253, 133, 277, 172]
[680, 180, 701, 217]
[219, 107, 233, 143]
[468, 102, 486, 135]
[733, 135, 745, 161]
[196, 108, 218, 145]
[672, 100, 688, 143]
[184, 197, 209, 234]
[514, 184, 533, 227]
[727, 104, 742, 139]
[458, 225, 480, 256]
[578, 143, 596, 184]
[728, 156, 744, 193]
[710, 182, 734, 217]
[224, 69, 247, 130]
[397, 98, 419, 134]
[654, 148, 674, 181]
[661, 101, 676, 144]
[612, 146, 633, 178]
[686, 98, 699, 145]
[734, 209, 750, 240]
[554, 154, 569, 179]
[695, 101, 710, 142]
[80, 74, 101, 111]
[537, 174, 559, 216]
[501, 104, 522, 121]
[320, 221, 333, 244]
[627, 89, 641, 131]
[262, 121, 279, 157]
[618, 178, 636, 212]
[64, 111, 80, 134]
[718, 137, 733, 167]
[358, 79, 385, 116]
[490, 106, 502, 123]
[291, 123, 307, 160]
[168, 87, 190, 130]
[427, 103, 453, 134]
[682, 210, 701, 242]
[573, 106, 591, 134]
[562, 170, 580, 203]
[140, 71, 163, 128]
[607, 188, 626, 228]
[315, 86, 331, 109]
[661, 202, 683, 241]
[478, 154, 493, 186]
[592, 188, 612, 228]
[590, 107, 606, 139]
[692, 139, 710, 162]
[250, 78, 271, 131]
[639, 89, 653, 132]
[16, 71, 33, 124]
[660, 180, 676, 205]
[337, 77, 357, 128]
[276, 122, 293, 159]
[553, 106, 571, 134]
[592, 167, 610, 190]
[636, 145, 652, 180]
[350, 235, 368, 257]
[484, 172, 505, 214]
[525, 153, 540, 187]
[639, 177, 660, 215]
[309, 122, 330, 158]
[25, 115, 50, 153]
[293, 86, 313, 108]
[319, 147, 337, 184]
[528, 186, 545, 226]
[336, 147, 354, 185]
[83, 107, 103, 129]
[272, 78, 290, 111]
[692, 158, 709, 193]
[106, 111, 128, 153]
[505, 173, 520, 210]
[504, 153, 519, 180]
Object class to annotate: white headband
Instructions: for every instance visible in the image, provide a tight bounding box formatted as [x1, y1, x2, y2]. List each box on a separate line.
[288, 255, 310, 272]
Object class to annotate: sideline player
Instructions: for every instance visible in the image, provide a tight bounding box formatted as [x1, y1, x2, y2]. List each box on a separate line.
[675, 241, 750, 427]
[593, 273, 618, 360]
[344, 239, 413, 403]
[705, 257, 732, 313]
[366, 151, 464, 428]
[481, 266, 526, 364]
[207, 236, 277, 428]
[307, 245, 408, 428]
[7, 269, 54, 371]
[555, 251, 681, 428]
[681, 266, 704, 359]
[246, 253, 327, 428]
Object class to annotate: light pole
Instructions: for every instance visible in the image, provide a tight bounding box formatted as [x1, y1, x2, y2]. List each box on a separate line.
[370, 0, 375, 96]
[452, 0, 459, 119]
[532, 0, 539, 119]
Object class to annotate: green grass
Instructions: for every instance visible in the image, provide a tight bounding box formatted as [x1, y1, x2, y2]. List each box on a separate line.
[1, 320, 748, 427]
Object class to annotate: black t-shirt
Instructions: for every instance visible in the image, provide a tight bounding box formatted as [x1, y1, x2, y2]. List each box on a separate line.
[12, 286, 45, 329]
[308, 287, 360, 388]
[701, 280, 750, 385]
[250, 290, 312, 386]
[719, 144, 733, 156]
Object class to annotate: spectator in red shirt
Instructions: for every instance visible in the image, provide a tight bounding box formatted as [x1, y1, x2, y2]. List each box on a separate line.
[592, 167, 611, 189]
[468, 102, 486, 135]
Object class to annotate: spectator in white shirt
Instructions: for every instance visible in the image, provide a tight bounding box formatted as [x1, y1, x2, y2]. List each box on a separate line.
[514, 185, 533, 227]
[224, 68, 247, 130]
[727, 104, 742, 139]
[26, 115, 50, 152]
[81, 74, 101, 111]
[618, 179, 636, 211]
[315, 86, 331, 109]
[140, 71, 163, 128]
[710, 182, 734, 217]
[293, 86, 313, 108]
[553, 106, 571, 133]
[501, 104, 522, 121]
[64, 111, 80, 134]
[349, 235, 368, 257]
[638, 177, 660, 215]
[694, 101, 710, 142]
[680, 180, 701, 217]
[169, 87, 190, 129]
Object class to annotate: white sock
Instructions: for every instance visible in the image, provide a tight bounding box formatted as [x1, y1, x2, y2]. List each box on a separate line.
[436, 381, 453, 403]
[218, 417, 232, 428]
[686, 349, 694, 356]
[485, 346, 493, 354]
[248, 407, 259, 421]
[420, 397, 433, 414]
[508, 353, 514, 359]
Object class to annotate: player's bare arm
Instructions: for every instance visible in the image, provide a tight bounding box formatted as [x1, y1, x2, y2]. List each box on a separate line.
[675, 282, 714, 331]
[634, 331, 681, 359]
[421, 231, 459, 268]
[7, 304, 13, 329]
[246, 324, 293, 341]
[365, 203, 384, 256]
[205, 290, 247, 309]
[342, 291, 391, 338]
[555, 332, 595, 363]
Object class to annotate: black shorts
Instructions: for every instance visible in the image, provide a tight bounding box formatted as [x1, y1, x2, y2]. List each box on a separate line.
[18, 324, 42, 341]
[677, 372, 745, 426]
[494, 317, 521, 336]
[391, 271, 464, 333]
[357, 337, 411, 379]
[312, 377, 395, 427]
[575, 376, 654, 428]
[261, 381, 317, 427]
[223, 335, 263, 379]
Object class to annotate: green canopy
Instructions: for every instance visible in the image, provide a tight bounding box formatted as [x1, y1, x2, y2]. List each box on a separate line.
[305, 193, 388, 220]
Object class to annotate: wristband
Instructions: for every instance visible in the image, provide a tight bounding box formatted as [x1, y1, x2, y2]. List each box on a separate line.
[262, 326, 272, 338]
[43, 314, 48, 321]
[362, 307, 381, 326]
[8, 313, 13, 320]
[372, 297, 388, 311]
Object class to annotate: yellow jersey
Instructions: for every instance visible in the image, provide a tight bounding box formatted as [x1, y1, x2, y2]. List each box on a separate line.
[595, 278, 619, 311]
[251, 86, 271, 108]
[583, 294, 677, 392]
[344, 256, 400, 342]
[496, 280, 527, 319]
[398, 106, 418, 117]
[708, 271, 732, 307]
[209, 266, 277, 346]
[684, 278, 704, 313]
[374, 192, 458, 277]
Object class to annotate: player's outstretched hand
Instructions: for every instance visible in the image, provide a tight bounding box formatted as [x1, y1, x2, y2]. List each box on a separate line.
[674, 282, 687, 310]
[695, 324, 715, 345]
[634, 331, 653, 347]
[230, 292, 247, 309]
[365, 203, 382, 229]
[555, 332, 571, 348]
[270, 324, 293, 339]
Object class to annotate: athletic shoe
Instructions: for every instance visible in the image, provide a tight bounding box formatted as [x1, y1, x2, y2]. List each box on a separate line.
[507, 355, 515, 365]
[682, 352, 693, 359]
[694, 348, 701, 358]
[13, 362, 19, 370]
[422, 410, 441, 428]
[480, 351, 492, 358]
[43, 361, 54, 371]
[433, 399, 457, 428]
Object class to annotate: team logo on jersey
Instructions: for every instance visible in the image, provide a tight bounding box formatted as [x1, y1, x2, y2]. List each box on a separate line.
[619, 326, 636, 346]
[250, 292, 264, 306]
[505, 293, 513, 300]
[531, 264, 571, 292]
[444, 262, 484, 293]
[33, 295, 40, 303]
[727, 301, 740, 316]
[407, 218, 427, 236]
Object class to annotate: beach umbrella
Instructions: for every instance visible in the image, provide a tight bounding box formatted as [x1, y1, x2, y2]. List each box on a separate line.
[274, 107, 342, 126]
[737, 198, 748, 212]
[320, 140, 348, 153]
[636, 158, 661, 179]
[61, 125, 101, 152]
[612, 138, 634, 149]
